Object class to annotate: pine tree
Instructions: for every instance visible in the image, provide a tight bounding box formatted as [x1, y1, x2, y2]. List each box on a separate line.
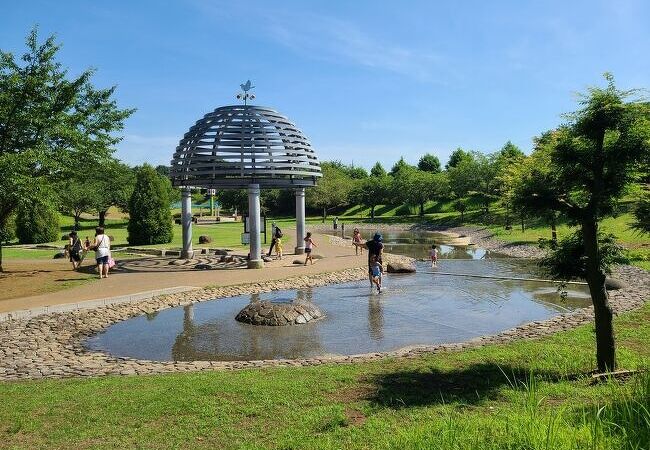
[127, 165, 173, 245]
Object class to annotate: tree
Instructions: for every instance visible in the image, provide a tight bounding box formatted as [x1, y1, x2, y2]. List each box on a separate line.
[0, 214, 15, 272]
[392, 167, 448, 216]
[58, 178, 98, 230]
[497, 141, 525, 163]
[356, 176, 391, 220]
[306, 162, 355, 218]
[510, 131, 564, 242]
[15, 195, 59, 244]
[0, 28, 133, 270]
[446, 148, 472, 169]
[390, 157, 415, 176]
[522, 74, 650, 371]
[127, 165, 173, 245]
[631, 190, 650, 234]
[447, 151, 478, 198]
[370, 162, 387, 177]
[453, 199, 467, 222]
[92, 160, 136, 226]
[418, 153, 442, 173]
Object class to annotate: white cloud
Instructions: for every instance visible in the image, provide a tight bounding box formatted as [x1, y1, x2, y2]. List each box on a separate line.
[265, 14, 445, 82]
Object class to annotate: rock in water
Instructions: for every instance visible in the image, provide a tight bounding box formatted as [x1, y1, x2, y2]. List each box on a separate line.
[235, 301, 324, 326]
[386, 261, 416, 273]
[605, 278, 627, 290]
[198, 235, 212, 244]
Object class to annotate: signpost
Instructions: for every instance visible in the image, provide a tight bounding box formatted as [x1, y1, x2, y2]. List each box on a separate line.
[243, 215, 267, 244]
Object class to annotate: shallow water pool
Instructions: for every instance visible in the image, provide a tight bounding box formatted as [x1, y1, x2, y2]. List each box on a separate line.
[86, 259, 591, 362]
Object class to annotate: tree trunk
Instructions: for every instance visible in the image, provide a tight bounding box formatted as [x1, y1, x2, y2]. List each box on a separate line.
[0, 241, 3, 273]
[322, 207, 327, 223]
[550, 217, 558, 245]
[99, 210, 107, 227]
[419, 202, 425, 217]
[582, 218, 616, 372]
[370, 205, 375, 221]
[521, 215, 525, 232]
[74, 213, 81, 231]
[460, 210, 464, 222]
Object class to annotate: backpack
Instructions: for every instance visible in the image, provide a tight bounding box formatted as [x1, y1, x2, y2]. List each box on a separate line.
[275, 228, 283, 238]
[71, 238, 82, 255]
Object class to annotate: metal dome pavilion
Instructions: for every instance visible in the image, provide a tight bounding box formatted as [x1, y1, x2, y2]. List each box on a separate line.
[170, 105, 321, 189]
[170, 88, 321, 268]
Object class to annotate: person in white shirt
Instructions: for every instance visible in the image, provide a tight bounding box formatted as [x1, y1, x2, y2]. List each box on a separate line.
[92, 226, 112, 279]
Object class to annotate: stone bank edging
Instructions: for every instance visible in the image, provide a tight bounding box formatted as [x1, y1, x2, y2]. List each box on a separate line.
[0, 262, 648, 381]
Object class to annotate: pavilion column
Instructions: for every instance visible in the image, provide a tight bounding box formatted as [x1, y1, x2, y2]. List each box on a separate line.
[295, 187, 305, 255]
[181, 187, 194, 259]
[247, 183, 264, 269]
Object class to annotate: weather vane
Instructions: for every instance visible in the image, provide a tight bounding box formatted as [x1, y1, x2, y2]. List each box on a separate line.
[237, 80, 256, 105]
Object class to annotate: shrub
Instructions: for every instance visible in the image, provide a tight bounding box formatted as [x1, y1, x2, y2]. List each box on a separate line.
[127, 165, 173, 245]
[15, 200, 59, 244]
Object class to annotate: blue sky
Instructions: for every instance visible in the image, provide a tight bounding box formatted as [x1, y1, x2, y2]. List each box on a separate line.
[2, 0, 649, 169]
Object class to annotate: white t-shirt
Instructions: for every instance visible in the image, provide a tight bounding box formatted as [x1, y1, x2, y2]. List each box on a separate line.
[95, 234, 111, 258]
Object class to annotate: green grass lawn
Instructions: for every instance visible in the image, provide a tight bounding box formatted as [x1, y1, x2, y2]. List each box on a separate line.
[1, 304, 648, 449]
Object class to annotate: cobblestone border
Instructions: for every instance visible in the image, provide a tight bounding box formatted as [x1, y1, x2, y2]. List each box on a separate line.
[0, 256, 648, 381]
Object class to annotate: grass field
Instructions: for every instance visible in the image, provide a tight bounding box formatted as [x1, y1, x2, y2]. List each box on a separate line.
[4, 203, 648, 270]
[1, 303, 648, 449]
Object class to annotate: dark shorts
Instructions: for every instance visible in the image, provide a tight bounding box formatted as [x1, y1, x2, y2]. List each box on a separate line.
[69, 252, 81, 262]
[96, 255, 109, 264]
[305, 248, 312, 254]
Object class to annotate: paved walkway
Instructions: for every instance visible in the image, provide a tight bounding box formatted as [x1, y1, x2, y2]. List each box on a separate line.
[0, 232, 364, 314]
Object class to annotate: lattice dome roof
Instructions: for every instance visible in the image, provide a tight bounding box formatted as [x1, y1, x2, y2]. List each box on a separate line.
[170, 105, 322, 189]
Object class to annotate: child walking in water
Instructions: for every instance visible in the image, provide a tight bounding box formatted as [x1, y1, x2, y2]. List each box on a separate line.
[352, 228, 363, 255]
[430, 244, 439, 268]
[370, 254, 382, 293]
[304, 232, 317, 265]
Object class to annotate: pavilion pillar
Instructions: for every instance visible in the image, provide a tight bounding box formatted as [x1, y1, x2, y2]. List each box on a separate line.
[181, 187, 194, 259]
[295, 187, 305, 254]
[247, 183, 264, 269]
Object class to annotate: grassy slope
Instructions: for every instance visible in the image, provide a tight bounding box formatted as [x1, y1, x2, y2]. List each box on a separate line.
[336, 203, 649, 271]
[1, 304, 648, 449]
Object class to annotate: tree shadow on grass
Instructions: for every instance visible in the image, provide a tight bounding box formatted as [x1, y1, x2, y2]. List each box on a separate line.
[367, 363, 568, 408]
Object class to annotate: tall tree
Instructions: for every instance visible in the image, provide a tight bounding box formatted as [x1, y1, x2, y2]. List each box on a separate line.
[522, 74, 650, 371]
[390, 156, 415, 176]
[306, 162, 354, 218]
[446, 148, 472, 170]
[417, 153, 442, 173]
[0, 28, 133, 270]
[356, 176, 391, 220]
[58, 177, 98, 230]
[370, 162, 387, 177]
[92, 160, 136, 226]
[127, 165, 173, 245]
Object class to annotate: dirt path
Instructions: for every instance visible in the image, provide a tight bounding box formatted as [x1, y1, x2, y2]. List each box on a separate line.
[0, 232, 366, 313]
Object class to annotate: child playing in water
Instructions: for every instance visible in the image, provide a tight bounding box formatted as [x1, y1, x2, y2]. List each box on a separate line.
[370, 254, 382, 293]
[304, 232, 317, 265]
[430, 244, 439, 268]
[352, 228, 363, 255]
